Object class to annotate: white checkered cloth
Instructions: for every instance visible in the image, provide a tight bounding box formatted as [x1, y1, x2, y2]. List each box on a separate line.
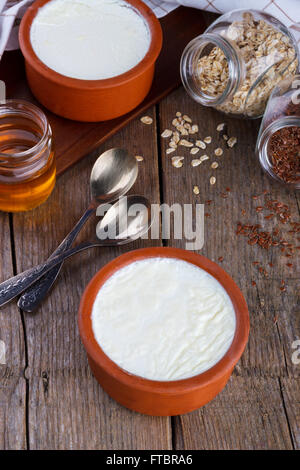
[1, 0, 300, 59]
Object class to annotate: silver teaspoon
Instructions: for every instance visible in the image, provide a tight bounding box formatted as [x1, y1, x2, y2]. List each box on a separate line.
[17, 148, 138, 312]
[0, 195, 151, 307]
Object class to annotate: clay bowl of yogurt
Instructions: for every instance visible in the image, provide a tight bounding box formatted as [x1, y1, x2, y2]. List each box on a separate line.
[19, 0, 162, 121]
[78, 247, 249, 416]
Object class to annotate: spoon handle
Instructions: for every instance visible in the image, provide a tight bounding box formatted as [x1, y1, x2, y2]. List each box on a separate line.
[17, 205, 95, 312]
[0, 241, 100, 307]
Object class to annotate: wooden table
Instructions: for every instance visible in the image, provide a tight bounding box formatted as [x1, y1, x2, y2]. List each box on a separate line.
[0, 87, 299, 450]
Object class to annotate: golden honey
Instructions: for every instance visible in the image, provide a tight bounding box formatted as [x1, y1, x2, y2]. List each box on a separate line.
[0, 100, 56, 212]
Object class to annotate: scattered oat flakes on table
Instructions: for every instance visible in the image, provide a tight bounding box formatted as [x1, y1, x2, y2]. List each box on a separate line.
[140, 116, 153, 125]
[214, 148, 223, 156]
[171, 156, 184, 168]
[227, 137, 237, 148]
[161, 129, 172, 138]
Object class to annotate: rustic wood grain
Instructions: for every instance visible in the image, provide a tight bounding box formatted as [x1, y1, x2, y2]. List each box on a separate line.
[280, 377, 300, 449]
[11, 110, 171, 450]
[0, 213, 26, 450]
[158, 87, 299, 449]
[173, 376, 294, 450]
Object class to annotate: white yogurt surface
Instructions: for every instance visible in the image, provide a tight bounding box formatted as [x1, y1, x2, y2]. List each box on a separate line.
[30, 0, 151, 80]
[91, 257, 236, 381]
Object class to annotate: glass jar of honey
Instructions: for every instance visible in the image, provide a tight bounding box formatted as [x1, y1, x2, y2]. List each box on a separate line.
[0, 100, 55, 212]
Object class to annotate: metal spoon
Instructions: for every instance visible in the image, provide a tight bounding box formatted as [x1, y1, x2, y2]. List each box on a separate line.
[17, 147, 138, 312]
[0, 195, 151, 307]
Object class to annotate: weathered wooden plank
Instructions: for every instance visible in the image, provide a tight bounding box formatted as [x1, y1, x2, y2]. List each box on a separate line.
[280, 377, 300, 449]
[0, 213, 26, 450]
[237, 277, 299, 378]
[173, 376, 294, 450]
[27, 370, 172, 450]
[12, 109, 171, 449]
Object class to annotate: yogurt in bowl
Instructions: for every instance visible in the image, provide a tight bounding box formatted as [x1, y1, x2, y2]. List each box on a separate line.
[78, 247, 249, 416]
[91, 257, 236, 381]
[30, 0, 151, 80]
[19, 0, 162, 121]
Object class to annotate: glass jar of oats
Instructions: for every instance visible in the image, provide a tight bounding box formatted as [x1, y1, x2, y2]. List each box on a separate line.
[180, 9, 299, 119]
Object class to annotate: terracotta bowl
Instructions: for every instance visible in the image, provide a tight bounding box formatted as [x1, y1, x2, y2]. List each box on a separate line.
[19, 0, 162, 122]
[78, 247, 250, 416]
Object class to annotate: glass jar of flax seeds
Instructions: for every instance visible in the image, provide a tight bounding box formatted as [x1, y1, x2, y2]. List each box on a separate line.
[256, 74, 300, 188]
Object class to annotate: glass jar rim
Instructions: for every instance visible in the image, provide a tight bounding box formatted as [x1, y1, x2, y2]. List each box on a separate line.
[0, 99, 50, 161]
[180, 33, 242, 107]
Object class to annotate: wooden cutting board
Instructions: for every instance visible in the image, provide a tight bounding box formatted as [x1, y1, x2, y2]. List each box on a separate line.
[0, 6, 206, 176]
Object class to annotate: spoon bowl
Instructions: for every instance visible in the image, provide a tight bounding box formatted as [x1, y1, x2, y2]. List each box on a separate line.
[90, 148, 138, 204]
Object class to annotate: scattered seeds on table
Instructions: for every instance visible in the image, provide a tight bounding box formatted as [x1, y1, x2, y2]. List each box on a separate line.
[172, 133, 180, 144]
[210, 176, 216, 185]
[190, 147, 200, 155]
[178, 126, 189, 136]
[176, 111, 181, 117]
[166, 147, 176, 154]
[204, 136, 212, 144]
[179, 139, 193, 148]
[223, 134, 228, 141]
[172, 118, 180, 127]
[161, 129, 172, 138]
[200, 154, 209, 162]
[135, 156, 144, 162]
[169, 141, 177, 149]
[193, 185, 200, 195]
[268, 126, 300, 184]
[211, 161, 219, 169]
[183, 114, 192, 123]
[190, 124, 199, 134]
[140, 116, 153, 125]
[171, 156, 184, 168]
[214, 148, 223, 156]
[217, 123, 225, 132]
[191, 159, 201, 167]
[227, 137, 237, 148]
[196, 140, 206, 149]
